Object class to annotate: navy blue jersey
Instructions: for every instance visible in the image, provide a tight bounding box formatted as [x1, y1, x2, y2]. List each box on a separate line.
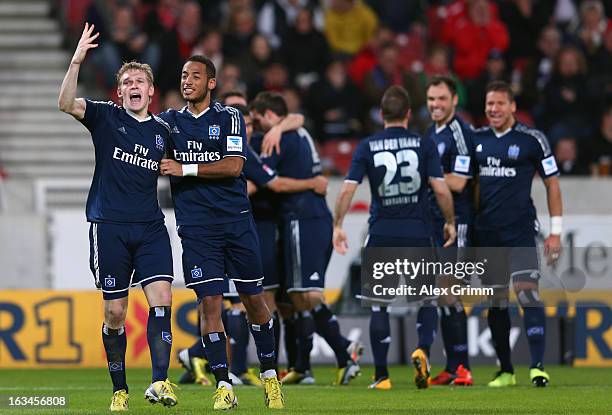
[80, 100, 169, 223]
[244, 136, 280, 221]
[474, 123, 559, 230]
[261, 127, 330, 220]
[425, 116, 475, 223]
[346, 126, 443, 237]
[159, 102, 250, 225]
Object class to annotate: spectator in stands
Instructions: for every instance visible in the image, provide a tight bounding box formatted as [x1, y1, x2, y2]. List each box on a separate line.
[522, 25, 563, 95]
[467, 49, 510, 124]
[582, 104, 612, 176]
[416, 44, 467, 109]
[216, 62, 247, 98]
[541, 45, 590, 138]
[324, 0, 378, 57]
[93, 5, 159, 89]
[143, 0, 181, 42]
[554, 136, 589, 175]
[191, 30, 224, 75]
[441, 0, 509, 80]
[239, 34, 277, 87]
[347, 25, 394, 87]
[574, 1, 610, 61]
[157, 0, 202, 96]
[223, 6, 257, 60]
[306, 60, 362, 142]
[499, 0, 554, 64]
[281, 8, 330, 90]
[258, 0, 324, 49]
[364, 0, 425, 33]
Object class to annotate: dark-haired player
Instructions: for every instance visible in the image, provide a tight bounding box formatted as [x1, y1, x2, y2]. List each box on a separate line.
[424, 75, 474, 386]
[59, 23, 177, 411]
[158, 55, 283, 410]
[250, 92, 361, 386]
[474, 81, 562, 387]
[333, 85, 456, 390]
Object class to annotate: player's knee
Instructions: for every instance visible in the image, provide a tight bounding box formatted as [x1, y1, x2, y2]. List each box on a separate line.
[305, 291, 324, 310]
[488, 287, 510, 308]
[104, 301, 127, 327]
[200, 296, 222, 321]
[516, 288, 543, 308]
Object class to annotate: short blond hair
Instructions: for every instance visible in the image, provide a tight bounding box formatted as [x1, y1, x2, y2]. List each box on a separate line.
[115, 61, 154, 86]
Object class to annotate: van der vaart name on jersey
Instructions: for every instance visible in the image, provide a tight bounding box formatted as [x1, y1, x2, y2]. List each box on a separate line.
[113, 144, 159, 171]
[369, 137, 420, 152]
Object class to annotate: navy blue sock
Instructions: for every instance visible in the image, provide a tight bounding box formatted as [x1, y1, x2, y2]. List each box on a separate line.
[417, 303, 438, 356]
[488, 307, 513, 373]
[202, 332, 230, 385]
[249, 319, 277, 373]
[227, 310, 249, 376]
[188, 338, 206, 359]
[295, 311, 314, 373]
[440, 304, 469, 371]
[283, 314, 298, 369]
[102, 324, 128, 393]
[147, 306, 172, 383]
[522, 306, 546, 368]
[313, 304, 351, 368]
[272, 311, 281, 365]
[370, 306, 391, 380]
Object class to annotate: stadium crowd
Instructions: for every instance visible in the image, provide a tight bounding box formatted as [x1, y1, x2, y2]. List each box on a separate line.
[73, 0, 612, 175]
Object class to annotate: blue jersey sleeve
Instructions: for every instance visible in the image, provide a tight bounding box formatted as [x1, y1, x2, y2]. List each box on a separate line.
[245, 146, 277, 187]
[424, 137, 443, 180]
[80, 100, 115, 140]
[346, 140, 369, 183]
[222, 107, 247, 160]
[532, 132, 559, 179]
[449, 121, 474, 178]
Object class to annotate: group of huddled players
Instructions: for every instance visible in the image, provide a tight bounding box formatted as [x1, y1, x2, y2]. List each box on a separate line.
[58, 22, 563, 411]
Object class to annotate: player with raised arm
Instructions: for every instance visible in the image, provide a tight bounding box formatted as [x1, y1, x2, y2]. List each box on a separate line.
[58, 23, 177, 411]
[424, 76, 474, 386]
[158, 56, 283, 410]
[473, 81, 562, 388]
[333, 85, 457, 390]
[250, 92, 361, 386]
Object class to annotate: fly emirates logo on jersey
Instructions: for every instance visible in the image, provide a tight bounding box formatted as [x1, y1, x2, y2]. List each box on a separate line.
[173, 140, 221, 163]
[113, 143, 159, 171]
[480, 156, 517, 177]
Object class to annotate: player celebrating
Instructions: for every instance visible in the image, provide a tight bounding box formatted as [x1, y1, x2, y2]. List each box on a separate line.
[333, 85, 457, 390]
[474, 81, 562, 387]
[250, 92, 360, 386]
[424, 76, 474, 386]
[58, 23, 177, 411]
[158, 56, 284, 410]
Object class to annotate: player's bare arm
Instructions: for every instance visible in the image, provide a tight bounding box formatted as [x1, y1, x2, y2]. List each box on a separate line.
[268, 174, 327, 195]
[332, 181, 358, 255]
[160, 156, 243, 178]
[543, 175, 563, 264]
[444, 173, 469, 193]
[261, 113, 305, 155]
[429, 177, 456, 247]
[58, 22, 99, 119]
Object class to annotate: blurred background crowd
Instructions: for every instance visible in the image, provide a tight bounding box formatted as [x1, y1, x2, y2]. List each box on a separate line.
[65, 0, 612, 176]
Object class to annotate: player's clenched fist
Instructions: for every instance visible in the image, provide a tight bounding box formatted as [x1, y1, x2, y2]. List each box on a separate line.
[72, 22, 99, 65]
[312, 175, 328, 195]
[160, 159, 184, 176]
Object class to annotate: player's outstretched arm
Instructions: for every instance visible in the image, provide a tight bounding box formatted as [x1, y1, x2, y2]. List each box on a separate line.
[430, 177, 456, 247]
[267, 175, 327, 195]
[444, 173, 469, 193]
[543, 175, 563, 264]
[160, 157, 243, 179]
[333, 181, 358, 255]
[261, 113, 305, 156]
[58, 23, 99, 120]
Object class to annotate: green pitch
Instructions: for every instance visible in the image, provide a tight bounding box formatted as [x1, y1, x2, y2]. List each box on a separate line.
[0, 366, 610, 414]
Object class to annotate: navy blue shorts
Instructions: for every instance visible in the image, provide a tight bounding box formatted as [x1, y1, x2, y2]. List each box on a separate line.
[89, 221, 174, 300]
[178, 217, 264, 298]
[473, 223, 540, 287]
[256, 220, 281, 290]
[282, 216, 332, 293]
[360, 233, 436, 303]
